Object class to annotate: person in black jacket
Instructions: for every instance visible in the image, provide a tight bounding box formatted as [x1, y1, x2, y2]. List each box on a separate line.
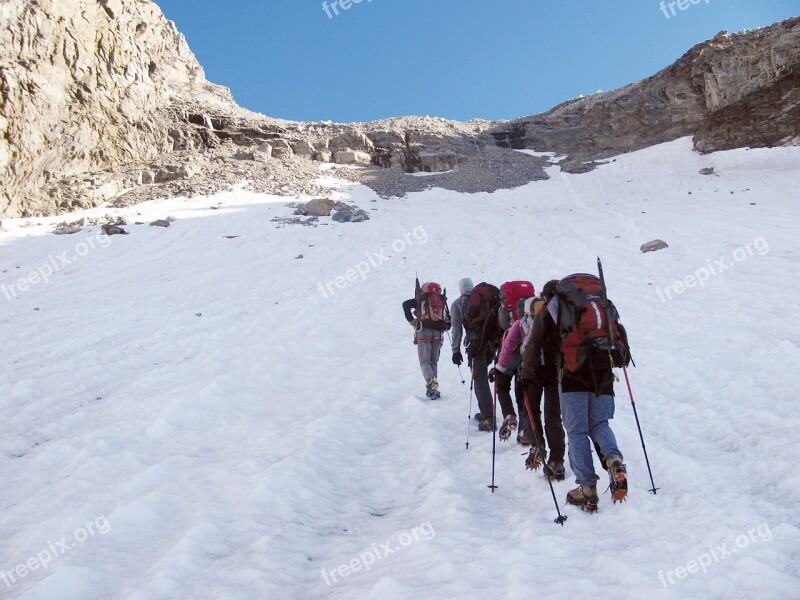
[519, 280, 566, 478]
[536, 282, 629, 511]
[450, 278, 494, 431]
[402, 283, 447, 399]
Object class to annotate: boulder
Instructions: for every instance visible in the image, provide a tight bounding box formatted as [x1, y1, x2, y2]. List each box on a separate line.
[333, 150, 372, 165]
[295, 198, 335, 216]
[640, 239, 669, 253]
[53, 222, 82, 235]
[102, 223, 128, 235]
[291, 141, 315, 156]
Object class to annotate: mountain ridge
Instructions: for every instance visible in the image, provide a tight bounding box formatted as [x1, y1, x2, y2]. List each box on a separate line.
[1, 1, 797, 218]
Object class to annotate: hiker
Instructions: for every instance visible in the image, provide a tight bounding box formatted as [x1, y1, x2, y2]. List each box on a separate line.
[515, 296, 539, 445]
[519, 281, 566, 480]
[402, 280, 451, 399]
[493, 281, 536, 442]
[450, 278, 496, 431]
[535, 275, 629, 511]
[491, 297, 531, 443]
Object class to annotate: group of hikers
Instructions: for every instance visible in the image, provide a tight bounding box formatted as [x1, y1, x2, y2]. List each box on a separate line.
[402, 274, 631, 513]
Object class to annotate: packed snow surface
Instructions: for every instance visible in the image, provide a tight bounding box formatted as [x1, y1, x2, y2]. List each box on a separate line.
[1, 138, 798, 599]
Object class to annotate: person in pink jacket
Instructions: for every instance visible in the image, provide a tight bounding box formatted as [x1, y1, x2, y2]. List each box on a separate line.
[491, 298, 529, 442]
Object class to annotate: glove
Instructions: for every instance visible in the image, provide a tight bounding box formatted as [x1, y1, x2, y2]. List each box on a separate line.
[488, 367, 497, 383]
[410, 318, 418, 328]
[452, 351, 463, 366]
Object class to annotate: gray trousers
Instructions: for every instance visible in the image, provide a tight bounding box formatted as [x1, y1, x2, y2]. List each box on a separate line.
[470, 349, 494, 419]
[416, 327, 442, 382]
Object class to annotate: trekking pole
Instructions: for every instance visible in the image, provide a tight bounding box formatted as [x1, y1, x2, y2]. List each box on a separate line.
[523, 392, 567, 525]
[488, 379, 498, 493]
[447, 331, 466, 385]
[623, 366, 659, 494]
[597, 257, 657, 495]
[465, 368, 474, 450]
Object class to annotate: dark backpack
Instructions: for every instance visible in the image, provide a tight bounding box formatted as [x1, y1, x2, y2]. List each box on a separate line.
[417, 282, 451, 331]
[549, 274, 629, 372]
[465, 282, 503, 353]
[498, 280, 536, 331]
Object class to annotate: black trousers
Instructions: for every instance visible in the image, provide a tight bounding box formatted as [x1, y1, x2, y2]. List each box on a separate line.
[494, 371, 520, 419]
[523, 379, 566, 462]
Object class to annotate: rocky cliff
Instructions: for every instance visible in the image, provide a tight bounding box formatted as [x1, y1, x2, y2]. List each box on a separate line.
[490, 17, 800, 170]
[1, 1, 797, 218]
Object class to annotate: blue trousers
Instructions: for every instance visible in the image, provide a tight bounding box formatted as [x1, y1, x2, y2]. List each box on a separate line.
[560, 391, 622, 486]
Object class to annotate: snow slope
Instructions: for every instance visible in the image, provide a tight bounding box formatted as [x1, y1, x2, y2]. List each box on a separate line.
[1, 138, 799, 599]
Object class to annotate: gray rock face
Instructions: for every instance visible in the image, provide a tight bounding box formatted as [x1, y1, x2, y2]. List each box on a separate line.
[490, 18, 800, 168]
[0, 0, 236, 217]
[1, 2, 796, 219]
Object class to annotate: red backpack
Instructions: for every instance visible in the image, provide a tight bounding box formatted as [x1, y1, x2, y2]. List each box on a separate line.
[551, 274, 629, 372]
[498, 281, 536, 331]
[417, 282, 451, 331]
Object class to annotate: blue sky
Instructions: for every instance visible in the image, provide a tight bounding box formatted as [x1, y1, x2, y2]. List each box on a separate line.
[155, 0, 797, 123]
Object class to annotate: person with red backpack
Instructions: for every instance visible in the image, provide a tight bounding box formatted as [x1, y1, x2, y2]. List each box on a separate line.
[535, 274, 630, 512]
[450, 278, 500, 431]
[403, 280, 451, 399]
[490, 281, 536, 443]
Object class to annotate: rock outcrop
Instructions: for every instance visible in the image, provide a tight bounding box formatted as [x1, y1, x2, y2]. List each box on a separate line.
[0, 0, 245, 217]
[490, 17, 800, 169]
[1, 1, 797, 218]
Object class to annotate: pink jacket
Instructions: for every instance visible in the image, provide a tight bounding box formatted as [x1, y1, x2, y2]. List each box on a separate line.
[497, 320, 523, 373]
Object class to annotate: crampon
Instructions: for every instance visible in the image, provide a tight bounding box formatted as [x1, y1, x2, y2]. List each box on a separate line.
[525, 446, 543, 471]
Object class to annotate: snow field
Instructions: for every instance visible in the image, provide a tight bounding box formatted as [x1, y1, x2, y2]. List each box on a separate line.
[1, 138, 798, 598]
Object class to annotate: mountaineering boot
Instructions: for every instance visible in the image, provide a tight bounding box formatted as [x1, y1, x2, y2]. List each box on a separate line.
[498, 415, 517, 441]
[605, 455, 628, 503]
[566, 485, 599, 512]
[544, 459, 565, 481]
[525, 445, 543, 471]
[478, 417, 496, 432]
[516, 429, 530, 446]
[474, 412, 485, 421]
[425, 378, 441, 399]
